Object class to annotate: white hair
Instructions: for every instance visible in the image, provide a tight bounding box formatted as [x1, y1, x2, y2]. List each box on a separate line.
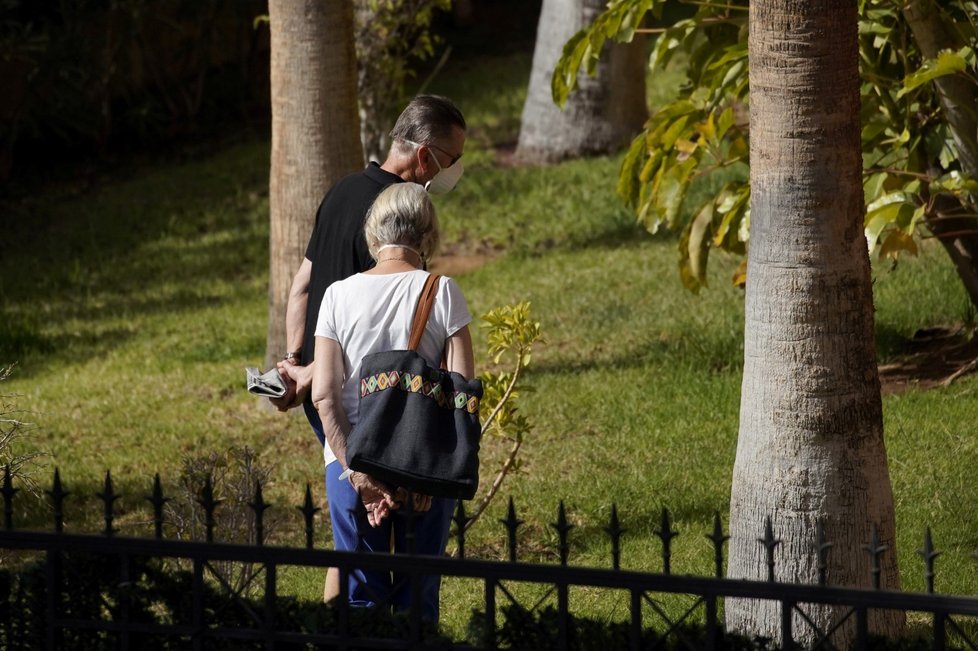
[364, 183, 440, 261]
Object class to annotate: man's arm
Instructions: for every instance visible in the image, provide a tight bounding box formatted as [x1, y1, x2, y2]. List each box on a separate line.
[269, 258, 313, 411]
[285, 257, 312, 356]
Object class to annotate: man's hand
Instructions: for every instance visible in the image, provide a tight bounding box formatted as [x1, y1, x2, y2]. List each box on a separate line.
[268, 372, 298, 411]
[269, 361, 313, 411]
[395, 489, 433, 513]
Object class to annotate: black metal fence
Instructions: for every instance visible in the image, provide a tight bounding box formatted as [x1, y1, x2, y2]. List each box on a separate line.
[1, 467, 977, 650]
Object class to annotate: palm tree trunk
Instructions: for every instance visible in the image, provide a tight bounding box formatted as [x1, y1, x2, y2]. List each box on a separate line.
[266, 0, 364, 371]
[726, 0, 902, 642]
[516, 0, 647, 164]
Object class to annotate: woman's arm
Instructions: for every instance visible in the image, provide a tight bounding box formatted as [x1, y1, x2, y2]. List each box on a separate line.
[311, 337, 351, 464]
[312, 336, 397, 526]
[444, 325, 475, 379]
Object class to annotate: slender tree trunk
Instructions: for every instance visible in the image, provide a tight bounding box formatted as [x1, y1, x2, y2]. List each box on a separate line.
[726, 0, 902, 642]
[516, 0, 647, 164]
[265, 0, 363, 371]
[903, 0, 978, 311]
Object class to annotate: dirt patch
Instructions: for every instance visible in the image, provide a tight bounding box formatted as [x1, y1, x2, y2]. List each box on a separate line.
[879, 326, 978, 395]
[429, 238, 502, 277]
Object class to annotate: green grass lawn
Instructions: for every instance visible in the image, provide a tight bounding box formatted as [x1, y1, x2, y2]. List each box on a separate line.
[1, 46, 977, 638]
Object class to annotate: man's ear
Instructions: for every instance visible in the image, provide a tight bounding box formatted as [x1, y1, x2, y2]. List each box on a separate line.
[415, 145, 433, 176]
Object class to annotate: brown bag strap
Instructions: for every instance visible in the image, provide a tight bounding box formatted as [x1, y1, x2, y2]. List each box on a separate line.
[408, 274, 441, 351]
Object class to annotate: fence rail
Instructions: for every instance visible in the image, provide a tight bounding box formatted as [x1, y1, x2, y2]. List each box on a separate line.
[0, 467, 977, 650]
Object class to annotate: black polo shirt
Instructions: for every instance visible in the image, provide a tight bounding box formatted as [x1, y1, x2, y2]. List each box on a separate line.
[301, 162, 405, 365]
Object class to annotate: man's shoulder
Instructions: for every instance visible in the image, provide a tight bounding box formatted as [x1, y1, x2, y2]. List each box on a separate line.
[323, 164, 402, 204]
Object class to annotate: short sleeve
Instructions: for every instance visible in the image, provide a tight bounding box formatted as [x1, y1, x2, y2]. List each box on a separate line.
[434, 276, 472, 338]
[314, 285, 339, 341]
[304, 194, 330, 261]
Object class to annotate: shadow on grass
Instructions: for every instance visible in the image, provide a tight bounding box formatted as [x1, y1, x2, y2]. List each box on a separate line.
[530, 330, 743, 378]
[0, 143, 270, 375]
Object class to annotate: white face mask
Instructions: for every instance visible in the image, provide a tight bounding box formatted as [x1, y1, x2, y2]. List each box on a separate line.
[425, 152, 464, 195]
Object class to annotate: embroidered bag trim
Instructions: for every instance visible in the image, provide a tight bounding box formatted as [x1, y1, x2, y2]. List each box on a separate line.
[360, 370, 480, 414]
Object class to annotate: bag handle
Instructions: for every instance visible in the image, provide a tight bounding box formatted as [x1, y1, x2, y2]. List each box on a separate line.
[408, 274, 441, 351]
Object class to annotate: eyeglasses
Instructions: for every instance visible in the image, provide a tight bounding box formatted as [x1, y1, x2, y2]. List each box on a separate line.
[427, 143, 463, 166]
[402, 139, 463, 166]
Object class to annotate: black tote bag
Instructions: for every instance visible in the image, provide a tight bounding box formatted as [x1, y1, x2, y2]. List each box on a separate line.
[345, 274, 483, 500]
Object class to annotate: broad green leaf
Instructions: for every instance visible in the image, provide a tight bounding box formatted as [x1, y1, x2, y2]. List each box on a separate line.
[638, 149, 663, 184]
[675, 138, 699, 154]
[866, 191, 913, 214]
[660, 115, 692, 150]
[552, 29, 589, 106]
[679, 200, 714, 292]
[879, 230, 919, 259]
[893, 202, 918, 232]
[617, 133, 647, 205]
[719, 60, 747, 93]
[583, 36, 603, 77]
[655, 162, 693, 229]
[864, 212, 891, 251]
[716, 107, 735, 140]
[900, 47, 970, 96]
[713, 186, 749, 250]
[863, 172, 888, 204]
[861, 119, 888, 142]
[906, 205, 926, 235]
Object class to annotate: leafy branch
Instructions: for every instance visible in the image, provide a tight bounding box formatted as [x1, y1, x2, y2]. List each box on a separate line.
[554, 0, 978, 307]
[455, 303, 543, 536]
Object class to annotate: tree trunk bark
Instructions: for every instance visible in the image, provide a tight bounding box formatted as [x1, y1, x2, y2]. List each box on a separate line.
[515, 0, 648, 165]
[726, 0, 902, 643]
[265, 0, 364, 371]
[903, 0, 978, 312]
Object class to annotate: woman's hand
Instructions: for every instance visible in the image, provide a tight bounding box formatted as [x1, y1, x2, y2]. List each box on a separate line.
[349, 472, 398, 527]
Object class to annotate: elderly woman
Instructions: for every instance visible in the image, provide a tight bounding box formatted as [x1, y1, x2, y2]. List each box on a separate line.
[311, 182, 475, 622]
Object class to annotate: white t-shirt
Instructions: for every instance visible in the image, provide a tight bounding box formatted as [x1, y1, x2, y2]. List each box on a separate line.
[315, 269, 472, 465]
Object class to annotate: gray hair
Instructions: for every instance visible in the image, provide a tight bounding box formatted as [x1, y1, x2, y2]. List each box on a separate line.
[364, 183, 440, 261]
[389, 95, 466, 155]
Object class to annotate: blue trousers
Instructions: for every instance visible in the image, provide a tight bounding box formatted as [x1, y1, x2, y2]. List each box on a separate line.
[325, 460, 454, 622]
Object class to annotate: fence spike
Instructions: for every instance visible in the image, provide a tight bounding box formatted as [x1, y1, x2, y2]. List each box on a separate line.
[198, 475, 222, 543]
[862, 523, 888, 590]
[145, 473, 170, 539]
[654, 508, 678, 575]
[917, 527, 941, 594]
[96, 470, 120, 537]
[2, 465, 19, 531]
[551, 501, 574, 566]
[453, 500, 469, 559]
[605, 504, 625, 571]
[499, 497, 523, 563]
[296, 483, 320, 550]
[758, 516, 780, 582]
[249, 480, 269, 547]
[813, 519, 833, 586]
[705, 512, 729, 579]
[46, 468, 69, 534]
